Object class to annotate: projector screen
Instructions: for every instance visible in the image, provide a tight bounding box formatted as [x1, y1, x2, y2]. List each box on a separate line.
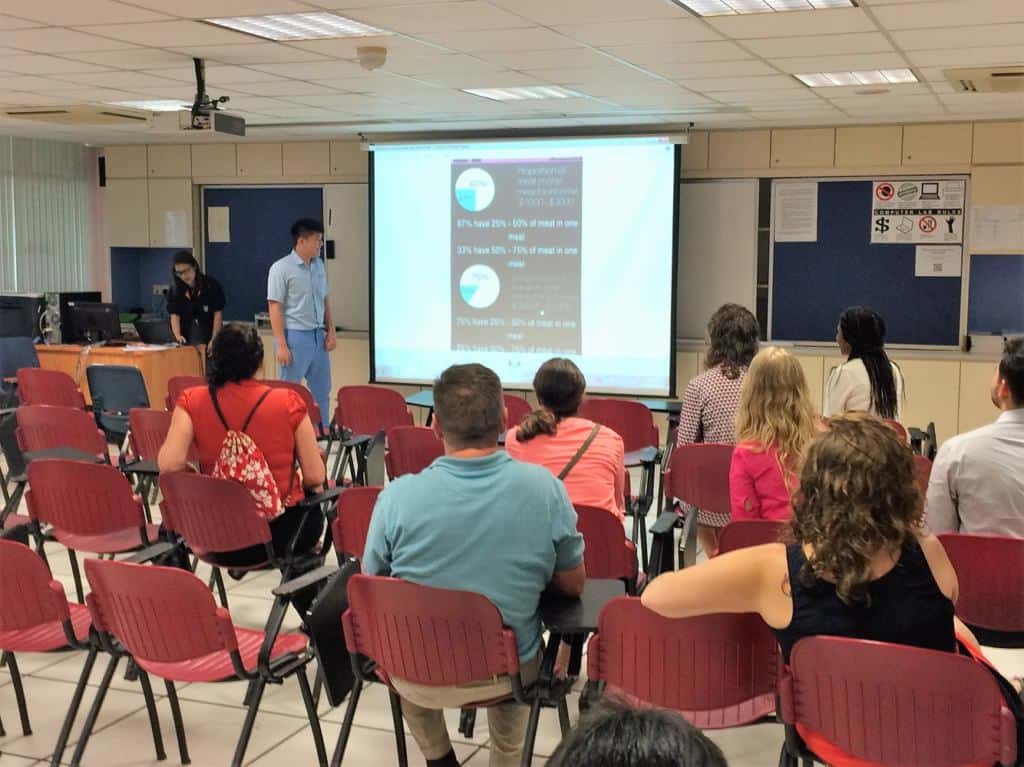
[371, 136, 679, 396]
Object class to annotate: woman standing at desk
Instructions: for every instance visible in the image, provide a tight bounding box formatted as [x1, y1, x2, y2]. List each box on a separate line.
[167, 251, 225, 345]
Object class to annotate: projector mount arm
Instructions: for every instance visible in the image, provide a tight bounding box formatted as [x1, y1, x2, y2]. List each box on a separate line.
[191, 58, 230, 122]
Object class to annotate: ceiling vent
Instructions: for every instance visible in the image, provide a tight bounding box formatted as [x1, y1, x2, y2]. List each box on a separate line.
[945, 67, 1024, 93]
[2, 105, 150, 125]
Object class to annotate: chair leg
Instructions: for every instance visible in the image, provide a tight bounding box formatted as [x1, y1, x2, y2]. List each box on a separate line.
[51, 647, 98, 767]
[458, 708, 476, 739]
[0, 711, 5, 736]
[519, 698, 543, 767]
[312, 664, 324, 710]
[6, 653, 31, 735]
[330, 680, 363, 767]
[638, 512, 649, 573]
[164, 680, 191, 765]
[556, 696, 571, 736]
[67, 548, 85, 604]
[69, 654, 121, 767]
[230, 678, 266, 767]
[387, 689, 408, 767]
[297, 668, 328, 767]
[210, 567, 229, 609]
[136, 669, 167, 761]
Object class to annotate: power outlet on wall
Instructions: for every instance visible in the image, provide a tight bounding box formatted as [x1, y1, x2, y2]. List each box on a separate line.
[152, 283, 169, 296]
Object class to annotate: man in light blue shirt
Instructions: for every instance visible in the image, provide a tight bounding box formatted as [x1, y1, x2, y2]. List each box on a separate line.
[363, 363, 585, 767]
[267, 218, 335, 428]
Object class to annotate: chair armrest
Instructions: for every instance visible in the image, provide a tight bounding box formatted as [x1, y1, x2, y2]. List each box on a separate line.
[297, 486, 345, 508]
[125, 541, 177, 564]
[649, 510, 680, 536]
[624, 446, 660, 467]
[342, 434, 372, 449]
[272, 564, 339, 597]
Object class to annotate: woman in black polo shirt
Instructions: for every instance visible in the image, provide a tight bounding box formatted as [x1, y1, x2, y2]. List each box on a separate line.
[167, 251, 226, 345]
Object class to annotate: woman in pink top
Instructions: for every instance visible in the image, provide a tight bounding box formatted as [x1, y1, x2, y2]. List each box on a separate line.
[730, 347, 819, 522]
[507, 358, 626, 519]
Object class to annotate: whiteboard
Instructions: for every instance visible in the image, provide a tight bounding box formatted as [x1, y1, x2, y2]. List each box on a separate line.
[324, 183, 369, 331]
[677, 179, 759, 339]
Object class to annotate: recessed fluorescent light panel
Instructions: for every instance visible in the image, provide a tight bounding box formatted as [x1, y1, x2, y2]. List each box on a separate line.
[676, 0, 853, 15]
[106, 100, 189, 112]
[463, 86, 581, 101]
[796, 69, 918, 87]
[206, 12, 388, 41]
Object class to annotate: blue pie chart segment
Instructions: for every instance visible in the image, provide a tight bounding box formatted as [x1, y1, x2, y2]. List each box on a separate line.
[459, 265, 500, 309]
[455, 168, 495, 212]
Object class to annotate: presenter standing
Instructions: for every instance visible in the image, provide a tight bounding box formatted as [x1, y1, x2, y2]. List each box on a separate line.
[267, 218, 335, 430]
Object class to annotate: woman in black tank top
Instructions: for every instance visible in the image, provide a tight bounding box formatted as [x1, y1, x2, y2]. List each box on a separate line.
[642, 413, 959, 662]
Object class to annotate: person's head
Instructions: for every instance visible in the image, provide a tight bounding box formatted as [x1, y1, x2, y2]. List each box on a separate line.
[291, 218, 324, 261]
[791, 412, 921, 605]
[704, 303, 760, 380]
[836, 306, 899, 420]
[432, 363, 505, 452]
[171, 251, 200, 290]
[993, 336, 1024, 410]
[206, 323, 264, 388]
[547, 701, 727, 767]
[736, 346, 818, 476]
[516, 358, 586, 442]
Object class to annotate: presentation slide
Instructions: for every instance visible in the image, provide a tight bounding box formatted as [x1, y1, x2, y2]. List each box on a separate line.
[372, 136, 677, 395]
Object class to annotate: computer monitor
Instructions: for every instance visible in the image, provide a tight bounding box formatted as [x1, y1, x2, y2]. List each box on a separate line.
[56, 291, 101, 342]
[0, 294, 45, 340]
[66, 302, 122, 344]
[134, 317, 178, 345]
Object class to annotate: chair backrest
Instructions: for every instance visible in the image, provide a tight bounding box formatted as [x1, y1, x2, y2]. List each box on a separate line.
[913, 454, 932, 498]
[16, 368, 85, 409]
[265, 379, 323, 431]
[159, 471, 272, 556]
[588, 597, 778, 729]
[385, 426, 443, 479]
[664, 443, 733, 518]
[938, 533, 1024, 633]
[578, 398, 658, 452]
[165, 375, 206, 411]
[503, 394, 532, 431]
[343, 574, 520, 685]
[716, 520, 786, 555]
[84, 558, 235, 664]
[128, 407, 197, 464]
[15, 405, 106, 457]
[336, 385, 413, 436]
[575, 504, 637, 581]
[331, 486, 382, 559]
[0, 538, 72, 632]
[884, 419, 909, 443]
[780, 636, 1016, 767]
[86, 365, 150, 413]
[0, 337, 39, 381]
[27, 459, 144, 536]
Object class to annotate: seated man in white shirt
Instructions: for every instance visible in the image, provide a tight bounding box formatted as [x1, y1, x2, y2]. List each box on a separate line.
[927, 337, 1024, 536]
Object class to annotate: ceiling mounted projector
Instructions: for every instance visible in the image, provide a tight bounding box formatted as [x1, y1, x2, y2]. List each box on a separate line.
[153, 57, 246, 136]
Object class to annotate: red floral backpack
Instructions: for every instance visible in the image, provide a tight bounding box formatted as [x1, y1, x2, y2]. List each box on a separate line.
[209, 387, 289, 519]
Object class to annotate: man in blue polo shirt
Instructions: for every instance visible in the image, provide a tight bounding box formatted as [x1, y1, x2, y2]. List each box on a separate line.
[267, 218, 335, 429]
[362, 363, 585, 767]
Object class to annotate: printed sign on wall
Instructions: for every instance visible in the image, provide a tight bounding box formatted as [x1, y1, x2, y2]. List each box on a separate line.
[871, 179, 965, 244]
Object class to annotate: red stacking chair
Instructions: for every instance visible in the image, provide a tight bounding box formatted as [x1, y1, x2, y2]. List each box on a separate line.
[578, 397, 661, 568]
[503, 393, 532, 430]
[15, 404, 107, 460]
[334, 574, 569, 767]
[778, 636, 1017, 767]
[716, 519, 786, 555]
[883, 418, 909, 443]
[26, 459, 160, 602]
[123, 408, 198, 521]
[938, 533, 1024, 647]
[330, 486, 381, 562]
[914, 454, 933, 499]
[385, 425, 443, 479]
[0, 539, 92, 741]
[332, 385, 413, 484]
[15, 368, 86, 409]
[265, 379, 333, 441]
[575, 505, 640, 594]
[587, 597, 778, 729]
[164, 374, 205, 411]
[657, 443, 734, 568]
[78, 558, 326, 767]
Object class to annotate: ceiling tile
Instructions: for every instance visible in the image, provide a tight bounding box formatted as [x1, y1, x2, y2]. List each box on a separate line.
[229, 80, 342, 96]
[603, 41, 752, 67]
[414, 70, 543, 88]
[0, 54, 112, 75]
[342, 1, 527, 33]
[63, 48, 196, 68]
[908, 45, 1024, 68]
[0, 27, 139, 53]
[141, 65, 289, 84]
[681, 75, 802, 92]
[706, 7, 877, 38]
[245, 60, 367, 79]
[872, 0, 1024, 30]
[384, 52, 504, 76]
[0, 14, 43, 30]
[0, 92, 74, 106]
[290, 92, 400, 109]
[892, 23, 1024, 51]
[284, 35, 441, 59]
[483, 0, 688, 25]
[517, 65, 665, 86]
[811, 82, 932, 98]
[554, 18, 721, 46]
[669, 60, 778, 79]
[57, 71, 194, 90]
[714, 90, 824, 104]
[170, 43, 331, 64]
[121, 0, 318, 18]
[474, 47, 617, 70]
[769, 52, 908, 74]
[78, 20, 258, 47]
[314, 73, 436, 96]
[3, 0, 170, 25]
[742, 32, 893, 59]
[940, 92, 1024, 114]
[2, 74, 85, 91]
[418, 26, 578, 52]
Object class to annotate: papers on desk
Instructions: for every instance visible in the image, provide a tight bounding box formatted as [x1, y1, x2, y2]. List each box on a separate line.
[123, 344, 166, 352]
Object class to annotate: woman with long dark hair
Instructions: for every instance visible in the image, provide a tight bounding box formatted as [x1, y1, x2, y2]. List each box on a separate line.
[825, 306, 904, 421]
[167, 251, 225, 345]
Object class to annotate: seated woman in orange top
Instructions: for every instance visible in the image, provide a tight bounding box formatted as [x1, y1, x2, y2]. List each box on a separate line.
[506, 358, 625, 519]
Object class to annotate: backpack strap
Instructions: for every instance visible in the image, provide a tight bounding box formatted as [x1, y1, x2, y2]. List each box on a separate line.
[558, 424, 601, 481]
[209, 386, 272, 434]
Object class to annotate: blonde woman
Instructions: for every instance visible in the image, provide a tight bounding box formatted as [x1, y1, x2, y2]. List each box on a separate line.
[730, 347, 819, 522]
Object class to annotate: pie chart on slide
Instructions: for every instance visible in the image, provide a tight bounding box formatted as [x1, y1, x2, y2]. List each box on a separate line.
[455, 167, 495, 212]
[459, 264, 500, 309]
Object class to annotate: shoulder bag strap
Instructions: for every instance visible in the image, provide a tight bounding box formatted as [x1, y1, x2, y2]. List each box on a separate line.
[558, 423, 602, 481]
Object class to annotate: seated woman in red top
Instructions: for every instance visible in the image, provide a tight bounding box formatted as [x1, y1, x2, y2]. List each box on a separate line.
[506, 358, 625, 519]
[730, 346, 819, 523]
[158, 323, 326, 569]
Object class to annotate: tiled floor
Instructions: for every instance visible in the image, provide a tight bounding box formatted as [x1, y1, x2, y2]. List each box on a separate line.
[3, 464, 1023, 766]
